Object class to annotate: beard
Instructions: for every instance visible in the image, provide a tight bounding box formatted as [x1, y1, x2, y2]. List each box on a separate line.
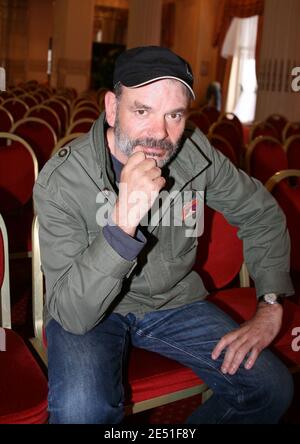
[114, 114, 182, 168]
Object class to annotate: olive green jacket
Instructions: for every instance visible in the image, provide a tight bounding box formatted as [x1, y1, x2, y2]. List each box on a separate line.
[33, 113, 294, 334]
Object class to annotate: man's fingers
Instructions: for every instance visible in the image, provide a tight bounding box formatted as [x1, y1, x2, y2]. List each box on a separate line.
[223, 339, 251, 375]
[153, 176, 166, 190]
[127, 151, 147, 167]
[211, 330, 239, 361]
[244, 347, 260, 370]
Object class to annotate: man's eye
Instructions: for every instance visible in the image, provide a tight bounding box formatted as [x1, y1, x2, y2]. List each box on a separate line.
[169, 113, 182, 120]
[136, 110, 147, 116]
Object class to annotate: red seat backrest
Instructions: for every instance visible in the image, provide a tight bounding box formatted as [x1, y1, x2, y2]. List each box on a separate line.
[13, 119, 56, 168]
[209, 135, 238, 165]
[188, 112, 210, 135]
[0, 225, 4, 289]
[2, 98, 28, 122]
[193, 206, 243, 291]
[200, 106, 220, 125]
[210, 121, 243, 161]
[272, 180, 300, 272]
[0, 108, 13, 132]
[265, 114, 288, 141]
[0, 141, 35, 213]
[250, 122, 279, 141]
[285, 136, 300, 170]
[69, 119, 94, 134]
[27, 107, 61, 138]
[250, 138, 288, 184]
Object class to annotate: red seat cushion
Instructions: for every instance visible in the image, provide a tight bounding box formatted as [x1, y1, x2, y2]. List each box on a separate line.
[0, 329, 48, 424]
[127, 348, 203, 404]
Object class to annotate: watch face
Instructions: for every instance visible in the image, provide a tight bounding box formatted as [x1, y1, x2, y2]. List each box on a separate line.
[264, 293, 277, 304]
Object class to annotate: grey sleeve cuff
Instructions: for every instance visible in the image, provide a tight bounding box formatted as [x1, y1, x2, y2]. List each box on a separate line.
[103, 223, 147, 261]
[255, 270, 295, 298]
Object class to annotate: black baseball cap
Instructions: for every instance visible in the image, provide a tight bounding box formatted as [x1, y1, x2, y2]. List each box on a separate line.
[113, 46, 195, 100]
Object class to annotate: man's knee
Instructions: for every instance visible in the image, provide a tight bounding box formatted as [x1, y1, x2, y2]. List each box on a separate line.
[48, 386, 124, 424]
[240, 353, 294, 423]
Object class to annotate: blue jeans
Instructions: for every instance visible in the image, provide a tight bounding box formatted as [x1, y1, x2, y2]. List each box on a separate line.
[46, 300, 293, 424]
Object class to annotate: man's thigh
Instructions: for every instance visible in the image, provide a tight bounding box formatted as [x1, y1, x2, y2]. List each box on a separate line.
[131, 300, 290, 400]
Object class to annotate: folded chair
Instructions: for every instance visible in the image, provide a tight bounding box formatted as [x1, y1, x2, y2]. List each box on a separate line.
[0, 213, 48, 424]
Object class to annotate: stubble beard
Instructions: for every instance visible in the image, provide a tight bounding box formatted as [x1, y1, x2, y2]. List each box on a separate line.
[113, 114, 182, 168]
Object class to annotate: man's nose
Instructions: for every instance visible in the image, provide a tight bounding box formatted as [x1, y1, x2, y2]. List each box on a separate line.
[148, 116, 168, 140]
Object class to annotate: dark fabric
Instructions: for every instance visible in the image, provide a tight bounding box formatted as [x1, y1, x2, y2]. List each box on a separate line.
[0, 329, 48, 423]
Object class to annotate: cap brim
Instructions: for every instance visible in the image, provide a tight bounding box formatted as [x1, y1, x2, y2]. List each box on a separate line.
[129, 76, 195, 100]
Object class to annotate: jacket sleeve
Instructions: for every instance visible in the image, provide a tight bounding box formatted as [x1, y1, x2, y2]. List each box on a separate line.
[33, 182, 137, 334]
[203, 142, 294, 298]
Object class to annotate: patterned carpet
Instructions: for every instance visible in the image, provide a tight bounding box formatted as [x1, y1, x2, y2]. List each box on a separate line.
[124, 395, 203, 424]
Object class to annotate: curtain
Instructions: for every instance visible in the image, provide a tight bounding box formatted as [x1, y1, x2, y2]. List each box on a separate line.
[213, 0, 264, 49]
[213, 0, 264, 107]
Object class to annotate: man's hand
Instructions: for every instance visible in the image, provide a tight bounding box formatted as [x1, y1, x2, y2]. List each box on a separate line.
[111, 152, 166, 236]
[211, 303, 283, 375]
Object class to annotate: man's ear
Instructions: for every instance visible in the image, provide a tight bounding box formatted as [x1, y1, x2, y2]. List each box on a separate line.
[105, 91, 117, 127]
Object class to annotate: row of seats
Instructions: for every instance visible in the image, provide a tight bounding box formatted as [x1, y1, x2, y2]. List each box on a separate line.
[1, 168, 300, 423]
[245, 135, 300, 184]
[0, 81, 108, 170]
[188, 109, 300, 171]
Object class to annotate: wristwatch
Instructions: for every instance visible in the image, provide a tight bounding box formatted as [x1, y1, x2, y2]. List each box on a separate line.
[258, 293, 283, 305]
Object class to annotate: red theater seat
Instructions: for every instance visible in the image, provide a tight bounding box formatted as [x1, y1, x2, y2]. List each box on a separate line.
[0, 133, 38, 256]
[12, 117, 57, 168]
[187, 110, 210, 135]
[246, 136, 288, 184]
[0, 214, 48, 424]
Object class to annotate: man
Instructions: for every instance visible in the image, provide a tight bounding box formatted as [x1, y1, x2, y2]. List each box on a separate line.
[34, 46, 294, 424]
